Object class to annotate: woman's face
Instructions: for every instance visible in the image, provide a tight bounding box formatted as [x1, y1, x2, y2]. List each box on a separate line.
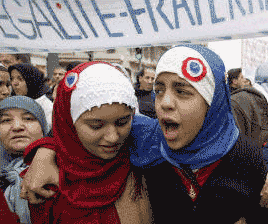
[155, 72, 208, 150]
[74, 103, 133, 160]
[11, 69, 28, 96]
[0, 71, 11, 101]
[0, 108, 43, 155]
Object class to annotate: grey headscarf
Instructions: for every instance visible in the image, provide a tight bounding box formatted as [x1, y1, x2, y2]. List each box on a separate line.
[0, 96, 48, 223]
[255, 62, 268, 93]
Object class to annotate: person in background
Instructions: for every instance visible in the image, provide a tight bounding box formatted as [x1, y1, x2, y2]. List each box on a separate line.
[66, 61, 83, 72]
[8, 64, 53, 132]
[228, 68, 268, 147]
[47, 66, 66, 101]
[0, 63, 11, 102]
[135, 67, 157, 119]
[0, 96, 49, 224]
[0, 54, 30, 68]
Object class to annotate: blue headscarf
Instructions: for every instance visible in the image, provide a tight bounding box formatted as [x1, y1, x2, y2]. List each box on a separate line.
[0, 96, 48, 223]
[130, 44, 239, 170]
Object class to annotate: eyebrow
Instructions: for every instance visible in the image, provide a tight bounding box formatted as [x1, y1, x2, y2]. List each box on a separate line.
[155, 80, 192, 87]
[84, 114, 131, 122]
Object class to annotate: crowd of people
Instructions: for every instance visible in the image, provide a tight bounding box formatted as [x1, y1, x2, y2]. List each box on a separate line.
[0, 44, 267, 223]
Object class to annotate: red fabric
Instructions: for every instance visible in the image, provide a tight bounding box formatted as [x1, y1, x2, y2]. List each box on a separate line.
[23, 137, 57, 165]
[0, 189, 20, 223]
[23, 62, 132, 223]
[173, 160, 221, 202]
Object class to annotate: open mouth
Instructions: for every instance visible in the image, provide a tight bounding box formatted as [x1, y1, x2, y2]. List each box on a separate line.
[161, 119, 180, 140]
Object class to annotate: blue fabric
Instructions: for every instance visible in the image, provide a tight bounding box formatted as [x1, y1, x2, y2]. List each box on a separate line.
[0, 96, 48, 223]
[130, 44, 239, 170]
[0, 158, 31, 224]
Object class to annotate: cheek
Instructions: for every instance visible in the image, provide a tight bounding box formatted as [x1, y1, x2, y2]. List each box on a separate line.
[27, 123, 44, 139]
[181, 100, 207, 131]
[76, 125, 102, 146]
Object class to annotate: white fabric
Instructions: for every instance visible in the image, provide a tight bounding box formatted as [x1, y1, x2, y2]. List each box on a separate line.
[155, 47, 215, 105]
[70, 64, 139, 123]
[35, 95, 53, 131]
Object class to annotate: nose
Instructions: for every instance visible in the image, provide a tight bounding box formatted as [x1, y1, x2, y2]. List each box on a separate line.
[148, 78, 154, 84]
[2, 85, 10, 96]
[12, 118, 25, 132]
[104, 124, 120, 143]
[12, 80, 19, 86]
[160, 90, 176, 111]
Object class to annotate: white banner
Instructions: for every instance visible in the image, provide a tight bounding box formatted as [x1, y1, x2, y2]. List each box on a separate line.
[1, 0, 268, 53]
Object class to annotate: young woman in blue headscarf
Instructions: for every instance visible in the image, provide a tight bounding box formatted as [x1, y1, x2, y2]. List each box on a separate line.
[0, 96, 49, 224]
[20, 45, 267, 223]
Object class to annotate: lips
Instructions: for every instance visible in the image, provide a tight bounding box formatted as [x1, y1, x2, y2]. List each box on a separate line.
[11, 135, 28, 140]
[100, 144, 120, 154]
[161, 118, 180, 140]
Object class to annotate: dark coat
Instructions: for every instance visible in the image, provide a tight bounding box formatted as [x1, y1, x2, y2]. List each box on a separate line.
[231, 87, 268, 147]
[142, 134, 267, 224]
[135, 87, 157, 119]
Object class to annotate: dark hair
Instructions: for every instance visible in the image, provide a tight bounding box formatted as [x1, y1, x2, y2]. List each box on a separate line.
[66, 61, 83, 71]
[13, 54, 31, 64]
[125, 68, 131, 76]
[0, 64, 8, 72]
[227, 68, 242, 86]
[135, 68, 145, 88]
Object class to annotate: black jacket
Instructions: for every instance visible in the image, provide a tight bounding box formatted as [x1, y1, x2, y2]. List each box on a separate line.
[135, 87, 157, 119]
[231, 87, 268, 147]
[142, 134, 267, 223]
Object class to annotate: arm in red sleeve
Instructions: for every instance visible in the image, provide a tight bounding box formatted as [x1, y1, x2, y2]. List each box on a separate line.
[23, 137, 58, 165]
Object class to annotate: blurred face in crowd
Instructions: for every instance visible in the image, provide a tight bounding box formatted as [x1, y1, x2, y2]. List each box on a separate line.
[0, 71, 11, 101]
[155, 72, 208, 150]
[53, 67, 66, 84]
[11, 69, 28, 96]
[74, 103, 133, 160]
[0, 54, 21, 68]
[233, 72, 246, 88]
[0, 108, 43, 155]
[139, 68, 156, 91]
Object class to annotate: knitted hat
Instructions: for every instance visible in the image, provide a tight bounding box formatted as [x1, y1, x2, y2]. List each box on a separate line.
[0, 96, 49, 136]
[68, 62, 138, 123]
[156, 46, 215, 105]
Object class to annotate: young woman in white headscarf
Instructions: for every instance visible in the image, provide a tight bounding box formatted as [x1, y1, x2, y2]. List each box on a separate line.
[20, 62, 153, 224]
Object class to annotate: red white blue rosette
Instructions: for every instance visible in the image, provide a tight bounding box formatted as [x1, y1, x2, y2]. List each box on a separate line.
[182, 57, 207, 82]
[65, 72, 79, 90]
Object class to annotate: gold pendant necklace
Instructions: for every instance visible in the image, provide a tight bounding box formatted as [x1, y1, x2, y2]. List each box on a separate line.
[189, 185, 196, 199]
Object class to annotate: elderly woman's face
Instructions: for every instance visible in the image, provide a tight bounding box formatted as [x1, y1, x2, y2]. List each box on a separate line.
[74, 103, 133, 160]
[155, 72, 208, 150]
[0, 108, 43, 155]
[11, 69, 28, 96]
